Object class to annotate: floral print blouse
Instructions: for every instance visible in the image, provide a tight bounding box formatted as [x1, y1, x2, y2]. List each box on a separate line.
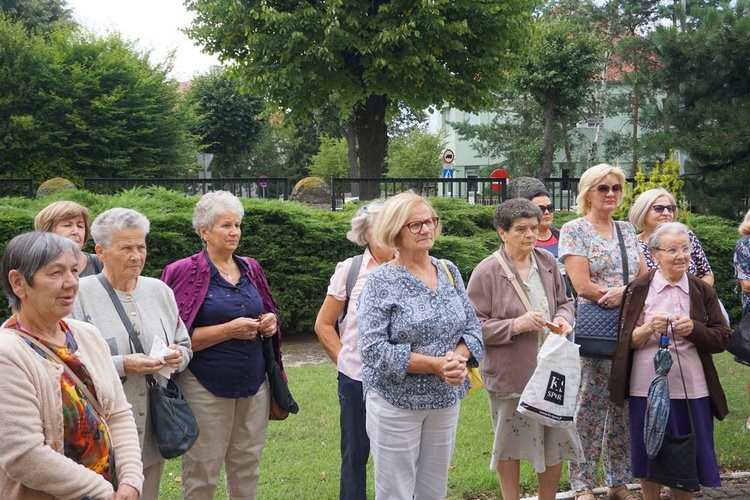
[357, 257, 484, 410]
[558, 218, 641, 304]
[735, 235, 750, 310]
[639, 229, 712, 278]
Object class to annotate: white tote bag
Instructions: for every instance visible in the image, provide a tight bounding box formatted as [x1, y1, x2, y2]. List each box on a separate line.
[517, 333, 581, 428]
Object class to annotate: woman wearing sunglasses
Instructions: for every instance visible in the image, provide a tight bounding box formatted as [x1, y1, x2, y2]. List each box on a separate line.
[559, 163, 647, 500]
[629, 188, 714, 286]
[357, 192, 483, 499]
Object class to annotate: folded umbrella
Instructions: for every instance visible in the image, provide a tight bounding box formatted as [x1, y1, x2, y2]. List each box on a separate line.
[263, 337, 299, 415]
[644, 338, 673, 459]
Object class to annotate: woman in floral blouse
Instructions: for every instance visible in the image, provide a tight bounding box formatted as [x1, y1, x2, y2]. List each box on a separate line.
[734, 208, 750, 431]
[357, 192, 484, 500]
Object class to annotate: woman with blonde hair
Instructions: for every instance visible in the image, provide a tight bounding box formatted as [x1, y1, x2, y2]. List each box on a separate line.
[629, 188, 714, 285]
[734, 208, 750, 430]
[34, 200, 103, 277]
[559, 164, 646, 500]
[357, 192, 483, 499]
[315, 201, 396, 499]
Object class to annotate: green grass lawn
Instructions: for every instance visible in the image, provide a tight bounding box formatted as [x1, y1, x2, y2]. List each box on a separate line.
[159, 352, 750, 499]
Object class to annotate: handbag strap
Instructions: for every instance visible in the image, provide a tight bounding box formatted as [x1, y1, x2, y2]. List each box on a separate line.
[668, 321, 696, 433]
[493, 250, 534, 313]
[614, 222, 629, 285]
[13, 330, 105, 417]
[96, 273, 157, 387]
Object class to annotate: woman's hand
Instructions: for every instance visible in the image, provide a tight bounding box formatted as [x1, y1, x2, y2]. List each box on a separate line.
[438, 351, 468, 386]
[123, 353, 165, 376]
[259, 313, 278, 338]
[163, 344, 183, 369]
[673, 316, 694, 337]
[597, 286, 625, 308]
[551, 317, 573, 337]
[111, 483, 140, 500]
[224, 317, 261, 341]
[512, 311, 547, 335]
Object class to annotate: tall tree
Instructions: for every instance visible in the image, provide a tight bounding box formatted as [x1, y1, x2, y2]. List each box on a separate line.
[185, 68, 264, 177]
[0, 0, 71, 33]
[184, 0, 536, 199]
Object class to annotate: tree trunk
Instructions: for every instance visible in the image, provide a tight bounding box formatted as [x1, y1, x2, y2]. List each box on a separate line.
[540, 93, 556, 179]
[562, 120, 573, 171]
[631, 89, 640, 176]
[588, 51, 610, 166]
[344, 124, 359, 197]
[354, 94, 389, 201]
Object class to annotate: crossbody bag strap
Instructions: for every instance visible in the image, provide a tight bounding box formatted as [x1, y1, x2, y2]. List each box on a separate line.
[493, 250, 534, 313]
[614, 222, 630, 285]
[438, 259, 454, 287]
[96, 273, 156, 386]
[668, 322, 696, 433]
[13, 330, 105, 417]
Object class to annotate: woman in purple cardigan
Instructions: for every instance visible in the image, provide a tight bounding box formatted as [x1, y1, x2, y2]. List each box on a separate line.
[161, 190, 282, 499]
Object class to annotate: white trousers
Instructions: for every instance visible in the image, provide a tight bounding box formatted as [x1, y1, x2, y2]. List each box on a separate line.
[365, 391, 460, 500]
[179, 369, 270, 500]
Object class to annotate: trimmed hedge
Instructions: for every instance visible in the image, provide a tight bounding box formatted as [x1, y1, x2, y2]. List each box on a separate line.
[0, 189, 742, 335]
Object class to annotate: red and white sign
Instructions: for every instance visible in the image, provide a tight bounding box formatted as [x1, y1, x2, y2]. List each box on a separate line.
[490, 168, 510, 193]
[442, 149, 455, 164]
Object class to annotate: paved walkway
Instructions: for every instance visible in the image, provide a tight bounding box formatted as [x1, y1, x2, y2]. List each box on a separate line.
[521, 473, 750, 500]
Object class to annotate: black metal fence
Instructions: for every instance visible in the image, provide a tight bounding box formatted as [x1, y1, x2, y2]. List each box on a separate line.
[330, 177, 508, 210]
[83, 178, 290, 200]
[0, 179, 35, 198]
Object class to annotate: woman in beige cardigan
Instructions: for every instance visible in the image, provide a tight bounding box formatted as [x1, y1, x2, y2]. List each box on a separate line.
[0, 232, 143, 499]
[467, 199, 581, 500]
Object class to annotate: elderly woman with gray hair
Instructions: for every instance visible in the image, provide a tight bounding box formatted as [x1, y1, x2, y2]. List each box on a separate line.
[161, 190, 283, 499]
[467, 199, 581, 500]
[314, 201, 396, 500]
[70, 208, 192, 499]
[0, 232, 143, 499]
[610, 222, 730, 500]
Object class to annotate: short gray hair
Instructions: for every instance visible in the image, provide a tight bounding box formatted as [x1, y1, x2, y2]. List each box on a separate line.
[494, 198, 541, 231]
[193, 191, 244, 237]
[649, 222, 690, 251]
[1, 232, 80, 310]
[90, 208, 151, 248]
[346, 201, 384, 247]
[628, 188, 677, 230]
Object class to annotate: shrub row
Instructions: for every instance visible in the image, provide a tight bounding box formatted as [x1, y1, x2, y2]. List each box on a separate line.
[0, 188, 742, 335]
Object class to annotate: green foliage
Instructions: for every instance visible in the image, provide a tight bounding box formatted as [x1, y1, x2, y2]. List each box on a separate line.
[184, 68, 265, 177]
[184, 0, 538, 180]
[386, 128, 445, 178]
[0, 20, 196, 182]
[0, 0, 71, 33]
[308, 136, 349, 182]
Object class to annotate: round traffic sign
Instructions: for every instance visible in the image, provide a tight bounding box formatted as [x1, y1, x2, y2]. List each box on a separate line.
[259, 174, 268, 188]
[490, 169, 509, 193]
[442, 149, 455, 164]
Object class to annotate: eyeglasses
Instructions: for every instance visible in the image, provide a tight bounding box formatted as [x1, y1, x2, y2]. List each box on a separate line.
[595, 184, 623, 194]
[652, 204, 677, 214]
[404, 217, 440, 234]
[537, 204, 555, 213]
[653, 246, 691, 256]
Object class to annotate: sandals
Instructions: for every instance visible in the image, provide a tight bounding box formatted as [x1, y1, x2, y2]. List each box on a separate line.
[608, 485, 639, 500]
[575, 490, 596, 500]
[660, 486, 704, 498]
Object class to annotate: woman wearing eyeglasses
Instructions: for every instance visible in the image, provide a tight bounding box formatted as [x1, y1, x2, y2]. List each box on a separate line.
[559, 164, 646, 500]
[357, 192, 484, 499]
[629, 188, 714, 286]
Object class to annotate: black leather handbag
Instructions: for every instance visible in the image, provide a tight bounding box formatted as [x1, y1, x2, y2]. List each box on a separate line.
[574, 222, 629, 359]
[646, 322, 701, 493]
[97, 274, 199, 459]
[728, 312, 750, 364]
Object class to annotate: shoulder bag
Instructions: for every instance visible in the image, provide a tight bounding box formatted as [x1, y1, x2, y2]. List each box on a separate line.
[97, 273, 199, 459]
[646, 322, 700, 493]
[574, 222, 629, 359]
[728, 311, 750, 364]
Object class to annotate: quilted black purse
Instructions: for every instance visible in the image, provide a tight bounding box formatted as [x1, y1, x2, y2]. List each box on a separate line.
[646, 322, 700, 493]
[727, 312, 750, 364]
[574, 222, 628, 359]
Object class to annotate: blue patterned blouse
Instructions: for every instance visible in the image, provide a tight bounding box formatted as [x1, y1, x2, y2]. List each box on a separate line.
[735, 235, 750, 311]
[357, 257, 484, 410]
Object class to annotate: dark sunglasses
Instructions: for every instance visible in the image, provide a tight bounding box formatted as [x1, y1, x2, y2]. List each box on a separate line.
[537, 204, 555, 213]
[652, 204, 677, 214]
[595, 184, 623, 194]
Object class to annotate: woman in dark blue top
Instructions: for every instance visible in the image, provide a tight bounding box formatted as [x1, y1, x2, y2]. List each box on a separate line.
[161, 191, 281, 499]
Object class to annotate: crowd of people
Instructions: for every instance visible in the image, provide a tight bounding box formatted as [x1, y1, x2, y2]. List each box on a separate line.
[0, 166, 745, 498]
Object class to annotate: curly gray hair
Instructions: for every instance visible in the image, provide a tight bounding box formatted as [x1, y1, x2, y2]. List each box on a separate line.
[346, 201, 384, 247]
[192, 191, 244, 238]
[90, 208, 150, 248]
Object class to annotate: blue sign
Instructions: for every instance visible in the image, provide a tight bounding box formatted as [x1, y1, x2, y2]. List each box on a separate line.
[442, 168, 455, 179]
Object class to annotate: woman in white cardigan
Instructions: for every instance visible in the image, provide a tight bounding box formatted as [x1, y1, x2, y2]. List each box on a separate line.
[0, 231, 143, 499]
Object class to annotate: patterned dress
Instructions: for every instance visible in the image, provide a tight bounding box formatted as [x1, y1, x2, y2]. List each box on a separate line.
[735, 235, 750, 312]
[559, 217, 642, 491]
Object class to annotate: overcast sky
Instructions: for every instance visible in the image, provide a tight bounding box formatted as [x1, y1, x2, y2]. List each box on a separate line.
[66, 0, 220, 81]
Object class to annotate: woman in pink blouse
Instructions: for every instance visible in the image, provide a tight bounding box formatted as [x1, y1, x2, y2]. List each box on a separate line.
[609, 222, 731, 500]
